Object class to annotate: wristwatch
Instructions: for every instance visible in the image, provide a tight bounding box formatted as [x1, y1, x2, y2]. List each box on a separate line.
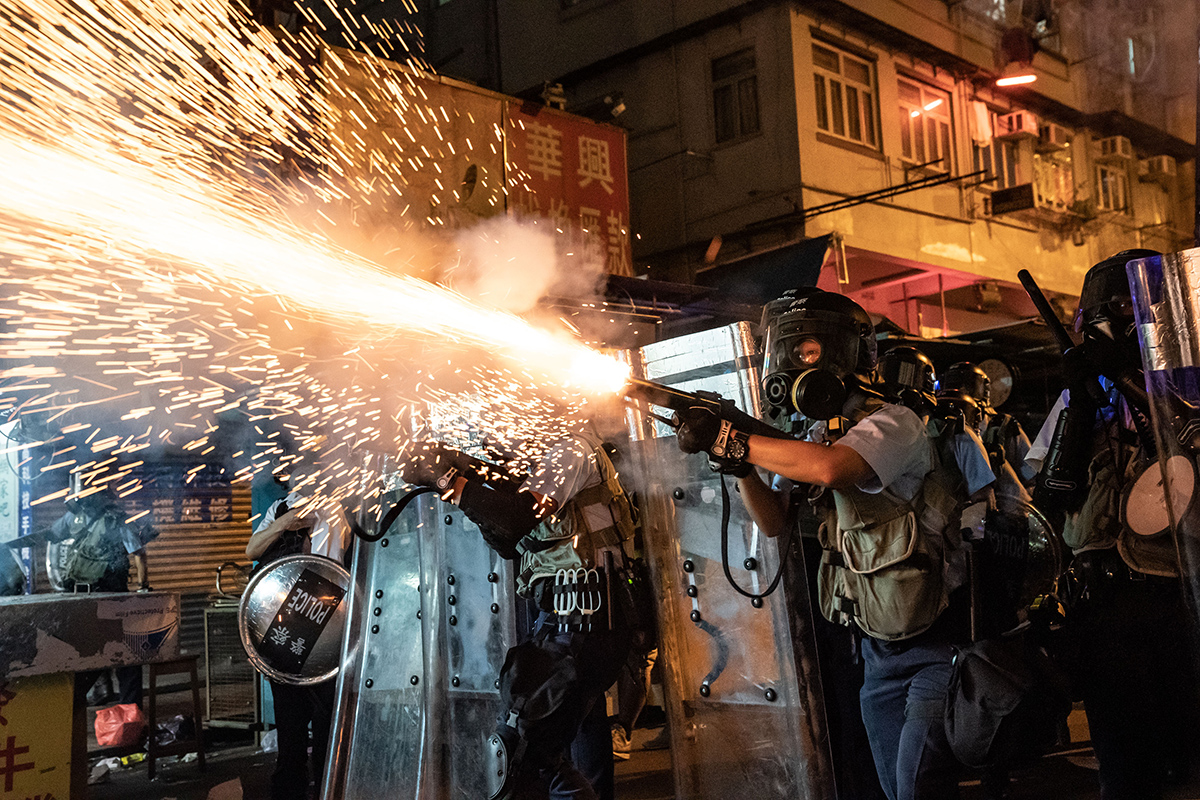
[711, 420, 749, 462]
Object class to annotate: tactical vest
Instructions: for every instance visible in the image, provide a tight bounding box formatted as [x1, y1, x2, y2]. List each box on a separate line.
[516, 440, 637, 597]
[1061, 412, 1178, 577]
[982, 415, 1015, 475]
[817, 404, 968, 641]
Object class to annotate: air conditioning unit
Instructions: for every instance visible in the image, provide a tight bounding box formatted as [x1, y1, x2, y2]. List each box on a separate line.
[996, 111, 1039, 141]
[1096, 135, 1134, 162]
[1138, 155, 1178, 184]
[1038, 123, 1072, 150]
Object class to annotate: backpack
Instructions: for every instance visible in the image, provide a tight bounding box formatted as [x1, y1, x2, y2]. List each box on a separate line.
[64, 512, 126, 587]
[817, 410, 968, 641]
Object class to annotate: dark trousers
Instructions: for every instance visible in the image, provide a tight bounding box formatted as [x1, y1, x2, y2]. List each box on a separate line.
[1074, 572, 1196, 800]
[860, 622, 960, 800]
[72, 578, 143, 709]
[268, 679, 336, 800]
[820, 622, 887, 800]
[570, 700, 614, 800]
[507, 613, 632, 800]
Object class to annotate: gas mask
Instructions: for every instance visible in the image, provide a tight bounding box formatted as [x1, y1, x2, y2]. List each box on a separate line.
[934, 392, 983, 435]
[760, 294, 876, 421]
[1076, 249, 1161, 364]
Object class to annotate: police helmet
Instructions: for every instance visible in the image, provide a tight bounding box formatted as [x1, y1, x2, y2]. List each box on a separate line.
[761, 290, 876, 379]
[760, 290, 876, 419]
[938, 362, 991, 407]
[877, 346, 937, 408]
[1076, 249, 1161, 335]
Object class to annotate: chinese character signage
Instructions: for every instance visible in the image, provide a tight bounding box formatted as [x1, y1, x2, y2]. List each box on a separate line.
[0, 421, 31, 591]
[137, 462, 234, 526]
[506, 103, 632, 276]
[0, 673, 71, 800]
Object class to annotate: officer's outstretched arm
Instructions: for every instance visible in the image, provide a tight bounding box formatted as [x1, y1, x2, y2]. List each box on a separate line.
[746, 436, 874, 489]
[446, 475, 557, 559]
[674, 405, 873, 488]
[737, 470, 790, 537]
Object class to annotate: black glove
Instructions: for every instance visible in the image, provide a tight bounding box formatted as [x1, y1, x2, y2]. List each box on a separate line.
[674, 406, 751, 467]
[399, 441, 463, 491]
[1063, 346, 1106, 408]
[674, 406, 721, 454]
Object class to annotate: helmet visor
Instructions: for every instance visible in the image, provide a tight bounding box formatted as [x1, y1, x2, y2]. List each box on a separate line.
[763, 308, 866, 379]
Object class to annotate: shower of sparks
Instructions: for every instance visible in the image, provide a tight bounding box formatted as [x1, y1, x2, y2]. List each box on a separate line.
[0, 0, 630, 520]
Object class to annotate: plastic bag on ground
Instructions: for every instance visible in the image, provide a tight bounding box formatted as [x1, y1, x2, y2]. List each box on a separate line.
[259, 728, 277, 753]
[88, 761, 110, 785]
[94, 702, 147, 748]
[154, 713, 196, 746]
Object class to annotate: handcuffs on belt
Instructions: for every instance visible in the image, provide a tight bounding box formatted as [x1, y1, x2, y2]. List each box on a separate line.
[551, 568, 603, 632]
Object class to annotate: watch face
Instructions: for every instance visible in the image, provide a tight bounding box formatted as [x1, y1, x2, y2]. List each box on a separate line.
[726, 436, 747, 462]
[978, 358, 1014, 408]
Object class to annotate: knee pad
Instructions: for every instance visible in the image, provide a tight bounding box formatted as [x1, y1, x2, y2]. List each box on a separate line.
[485, 722, 524, 800]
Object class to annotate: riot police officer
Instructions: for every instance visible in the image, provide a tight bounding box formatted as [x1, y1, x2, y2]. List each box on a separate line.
[1027, 249, 1196, 799]
[938, 362, 1034, 500]
[401, 417, 637, 800]
[674, 291, 962, 800]
[246, 462, 350, 800]
[878, 348, 995, 507]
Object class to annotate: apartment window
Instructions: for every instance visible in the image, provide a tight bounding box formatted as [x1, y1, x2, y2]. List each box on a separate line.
[973, 138, 1019, 188]
[898, 78, 952, 171]
[972, 112, 1020, 189]
[712, 49, 760, 144]
[1033, 151, 1075, 212]
[1095, 163, 1129, 212]
[812, 42, 877, 147]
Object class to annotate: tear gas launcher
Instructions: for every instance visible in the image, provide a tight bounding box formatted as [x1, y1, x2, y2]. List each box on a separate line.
[624, 377, 795, 441]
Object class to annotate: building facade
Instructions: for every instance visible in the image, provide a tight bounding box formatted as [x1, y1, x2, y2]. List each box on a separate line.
[422, 0, 1196, 335]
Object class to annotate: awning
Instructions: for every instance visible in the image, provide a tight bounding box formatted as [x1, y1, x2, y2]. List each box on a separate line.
[694, 235, 831, 303]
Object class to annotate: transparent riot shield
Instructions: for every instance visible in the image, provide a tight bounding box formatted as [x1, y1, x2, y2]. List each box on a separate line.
[967, 494, 1064, 640]
[628, 322, 834, 799]
[1126, 249, 1200, 627]
[323, 460, 517, 800]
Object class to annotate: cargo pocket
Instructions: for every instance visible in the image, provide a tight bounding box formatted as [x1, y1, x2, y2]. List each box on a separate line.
[842, 512, 945, 641]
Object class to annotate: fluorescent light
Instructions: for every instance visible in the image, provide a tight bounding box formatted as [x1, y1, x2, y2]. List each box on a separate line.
[996, 73, 1037, 86]
[910, 110, 921, 118]
[923, 98, 943, 111]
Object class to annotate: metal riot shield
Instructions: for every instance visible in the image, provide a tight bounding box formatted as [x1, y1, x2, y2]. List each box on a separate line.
[628, 322, 834, 799]
[1126, 250, 1200, 625]
[967, 495, 1064, 640]
[239, 554, 354, 686]
[322, 462, 517, 800]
